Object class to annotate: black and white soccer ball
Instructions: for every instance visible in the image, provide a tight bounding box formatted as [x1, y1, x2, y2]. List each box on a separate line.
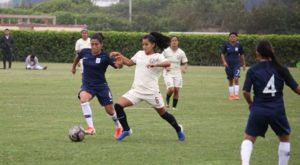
[68, 125, 85, 142]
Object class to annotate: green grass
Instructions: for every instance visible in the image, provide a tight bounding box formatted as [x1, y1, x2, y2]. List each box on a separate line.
[0, 62, 299, 165]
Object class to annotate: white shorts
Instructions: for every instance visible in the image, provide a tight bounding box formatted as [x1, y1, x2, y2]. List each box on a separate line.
[26, 65, 43, 70]
[122, 89, 165, 109]
[164, 76, 183, 89]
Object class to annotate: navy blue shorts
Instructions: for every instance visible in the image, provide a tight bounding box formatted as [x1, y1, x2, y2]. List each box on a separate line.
[225, 65, 240, 80]
[245, 105, 291, 137]
[79, 85, 113, 106]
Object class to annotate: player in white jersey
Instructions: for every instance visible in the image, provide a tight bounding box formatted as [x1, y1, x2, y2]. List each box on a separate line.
[75, 29, 91, 73]
[163, 36, 188, 110]
[110, 32, 185, 142]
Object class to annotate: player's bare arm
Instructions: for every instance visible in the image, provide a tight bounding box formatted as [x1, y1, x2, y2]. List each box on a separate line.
[110, 51, 135, 66]
[181, 62, 188, 73]
[243, 90, 252, 110]
[294, 85, 300, 95]
[146, 60, 170, 68]
[220, 53, 228, 67]
[241, 54, 246, 71]
[71, 55, 80, 74]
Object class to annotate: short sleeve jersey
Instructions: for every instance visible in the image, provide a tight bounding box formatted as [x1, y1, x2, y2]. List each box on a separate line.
[162, 47, 188, 77]
[75, 38, 91, 52]
[243, 61, 298, 104]
[131, 50, 167, 94]
[221, 42, 244, 66]
[79, 48, 116, 86]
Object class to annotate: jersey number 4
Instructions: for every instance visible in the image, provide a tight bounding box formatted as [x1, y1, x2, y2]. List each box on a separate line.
[263, 74, 277, 97]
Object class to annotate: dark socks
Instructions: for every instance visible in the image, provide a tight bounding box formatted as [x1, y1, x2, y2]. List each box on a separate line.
[173, 99, 178, 108]
[161, 112, 181, 132]
[166, 94, 171, 105]
[114, 104, 130, 131]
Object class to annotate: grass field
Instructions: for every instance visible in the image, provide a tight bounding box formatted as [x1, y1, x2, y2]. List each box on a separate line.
[0, 62, 299, 165]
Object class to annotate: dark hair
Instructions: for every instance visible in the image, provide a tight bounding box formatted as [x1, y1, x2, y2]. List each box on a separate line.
[256, 40, 287, 77]
[30, 55, 35, 60]
[142, 32, 170, 52]
[170, 35, 179, 41]
[91, 33, 105, 43]
[229, 32, 238, 37]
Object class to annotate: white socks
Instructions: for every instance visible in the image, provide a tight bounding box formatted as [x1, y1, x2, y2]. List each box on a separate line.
[81, 102, 94, 128]
[241, 140, 253, 165]
[110, 111, 121, 128]
[234, 85, 239, 96]
[278, 142, 290, 165]
[229, 86, 234, 96]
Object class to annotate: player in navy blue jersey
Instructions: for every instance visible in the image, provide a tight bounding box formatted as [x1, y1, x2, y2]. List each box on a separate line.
[221, 32, 246, 100]
[240, 41, 300, 165]
[71, 33, 123, 138]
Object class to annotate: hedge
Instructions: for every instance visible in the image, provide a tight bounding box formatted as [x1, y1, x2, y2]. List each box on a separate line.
[2, 31, 300, 66]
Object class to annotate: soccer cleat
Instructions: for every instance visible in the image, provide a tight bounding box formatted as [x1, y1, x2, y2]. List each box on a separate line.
[116, 129, 132, 141]
[84, 127, 96, 135]
[114, 127, 123, 138]
[234, 95, 240, 100]
[228, 95, 235, 100]
[177, 124, 185, 141]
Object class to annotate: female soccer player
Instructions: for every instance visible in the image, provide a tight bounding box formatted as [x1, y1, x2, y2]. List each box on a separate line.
[163, 36, 188, 110]
[110, 32, 185, 141]
[240, 40, 300, 165]
[71, 33, 123, 138]
[221, 32, 246, 100]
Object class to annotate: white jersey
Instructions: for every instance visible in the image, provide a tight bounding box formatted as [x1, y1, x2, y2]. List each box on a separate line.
[163, 47, 188, 77]
[75, 38, 91, 52]
[131, 50, 167, 94]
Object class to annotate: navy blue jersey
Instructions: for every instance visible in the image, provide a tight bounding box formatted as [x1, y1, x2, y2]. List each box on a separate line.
[243, 61, 298, 105]
[79, 48, 116, 86]
[221, 42, 244, 66]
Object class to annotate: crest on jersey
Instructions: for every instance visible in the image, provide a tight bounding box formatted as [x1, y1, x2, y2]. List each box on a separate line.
[235, 47, 239, 52]
[149, 58, 158, 64]
[96, 58, 101, 64]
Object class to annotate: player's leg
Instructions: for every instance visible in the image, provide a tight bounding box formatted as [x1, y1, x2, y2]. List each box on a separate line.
[233, 66, 241, 99]
[241, 134, 256, 165]
[269, 108, 291, 165]
[278, 135, 290, 165]
[79, 90, 95, 135]
[146, 92, 185, 141]
[164, 76, 174, 107]
[114, 97, 134, 141]
[3, 52, 6, 69]
[241, 107, 268, 165]
[172, 77, 182, 110]
[226, 67, 235, 100]
[8, 51, 12, 69]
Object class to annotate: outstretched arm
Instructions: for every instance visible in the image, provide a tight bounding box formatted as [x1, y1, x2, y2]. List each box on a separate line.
[294, 85, 300, 95]
[146, 60, 170, 68]
[71, 55, 80, 74]
[110, 52, 135, 67]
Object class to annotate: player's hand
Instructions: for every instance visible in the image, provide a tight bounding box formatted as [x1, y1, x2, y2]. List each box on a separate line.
[114, 55, 123, 69]
[165, 66, 171, 72]
[223, 62, 228, 67]
[71, 67, 76, 74]
[248, 104, 252, 111]
[109, 51, 122, 58]
[146, 63, 156, 68]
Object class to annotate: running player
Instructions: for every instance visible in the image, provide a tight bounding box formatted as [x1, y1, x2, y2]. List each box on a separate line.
[110, 32, 185, 141]
[163, 36, 188, 110]
[221, 32, 246, 100]
[71, 33, 123, 138]
[75, 29, 90, 74]
[240, 40, 300, 165]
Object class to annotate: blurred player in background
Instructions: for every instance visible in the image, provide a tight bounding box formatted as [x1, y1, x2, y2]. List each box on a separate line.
[25, 54, 47, 70]
[163, 36, 188, 110]
[75, 29, 90, 74]
[71, 33, 123, 138]
[110, 32, 185, 141]
[240, 40, 300, 165]
[221, 32, 246, 100]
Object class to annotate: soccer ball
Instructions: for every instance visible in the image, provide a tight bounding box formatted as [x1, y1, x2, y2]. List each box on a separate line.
[68, 125, 85, 142]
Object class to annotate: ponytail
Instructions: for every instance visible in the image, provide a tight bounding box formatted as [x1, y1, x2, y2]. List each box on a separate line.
[142, 32, 170, 52]
[256, 40, 287, 77]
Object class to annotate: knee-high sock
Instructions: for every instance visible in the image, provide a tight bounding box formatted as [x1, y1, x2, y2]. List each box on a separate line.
[81, 102, 94, 128]
[161, 112, 181, 132]
[241, 139, 253, 165]
[166, 94, 172, 105]
[278, 142, 290, 165]
[114, 104, 130, 131]
[234, 85, 239, 96]
[172, 99, 178, 108]
[229, 86, 234, 96]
